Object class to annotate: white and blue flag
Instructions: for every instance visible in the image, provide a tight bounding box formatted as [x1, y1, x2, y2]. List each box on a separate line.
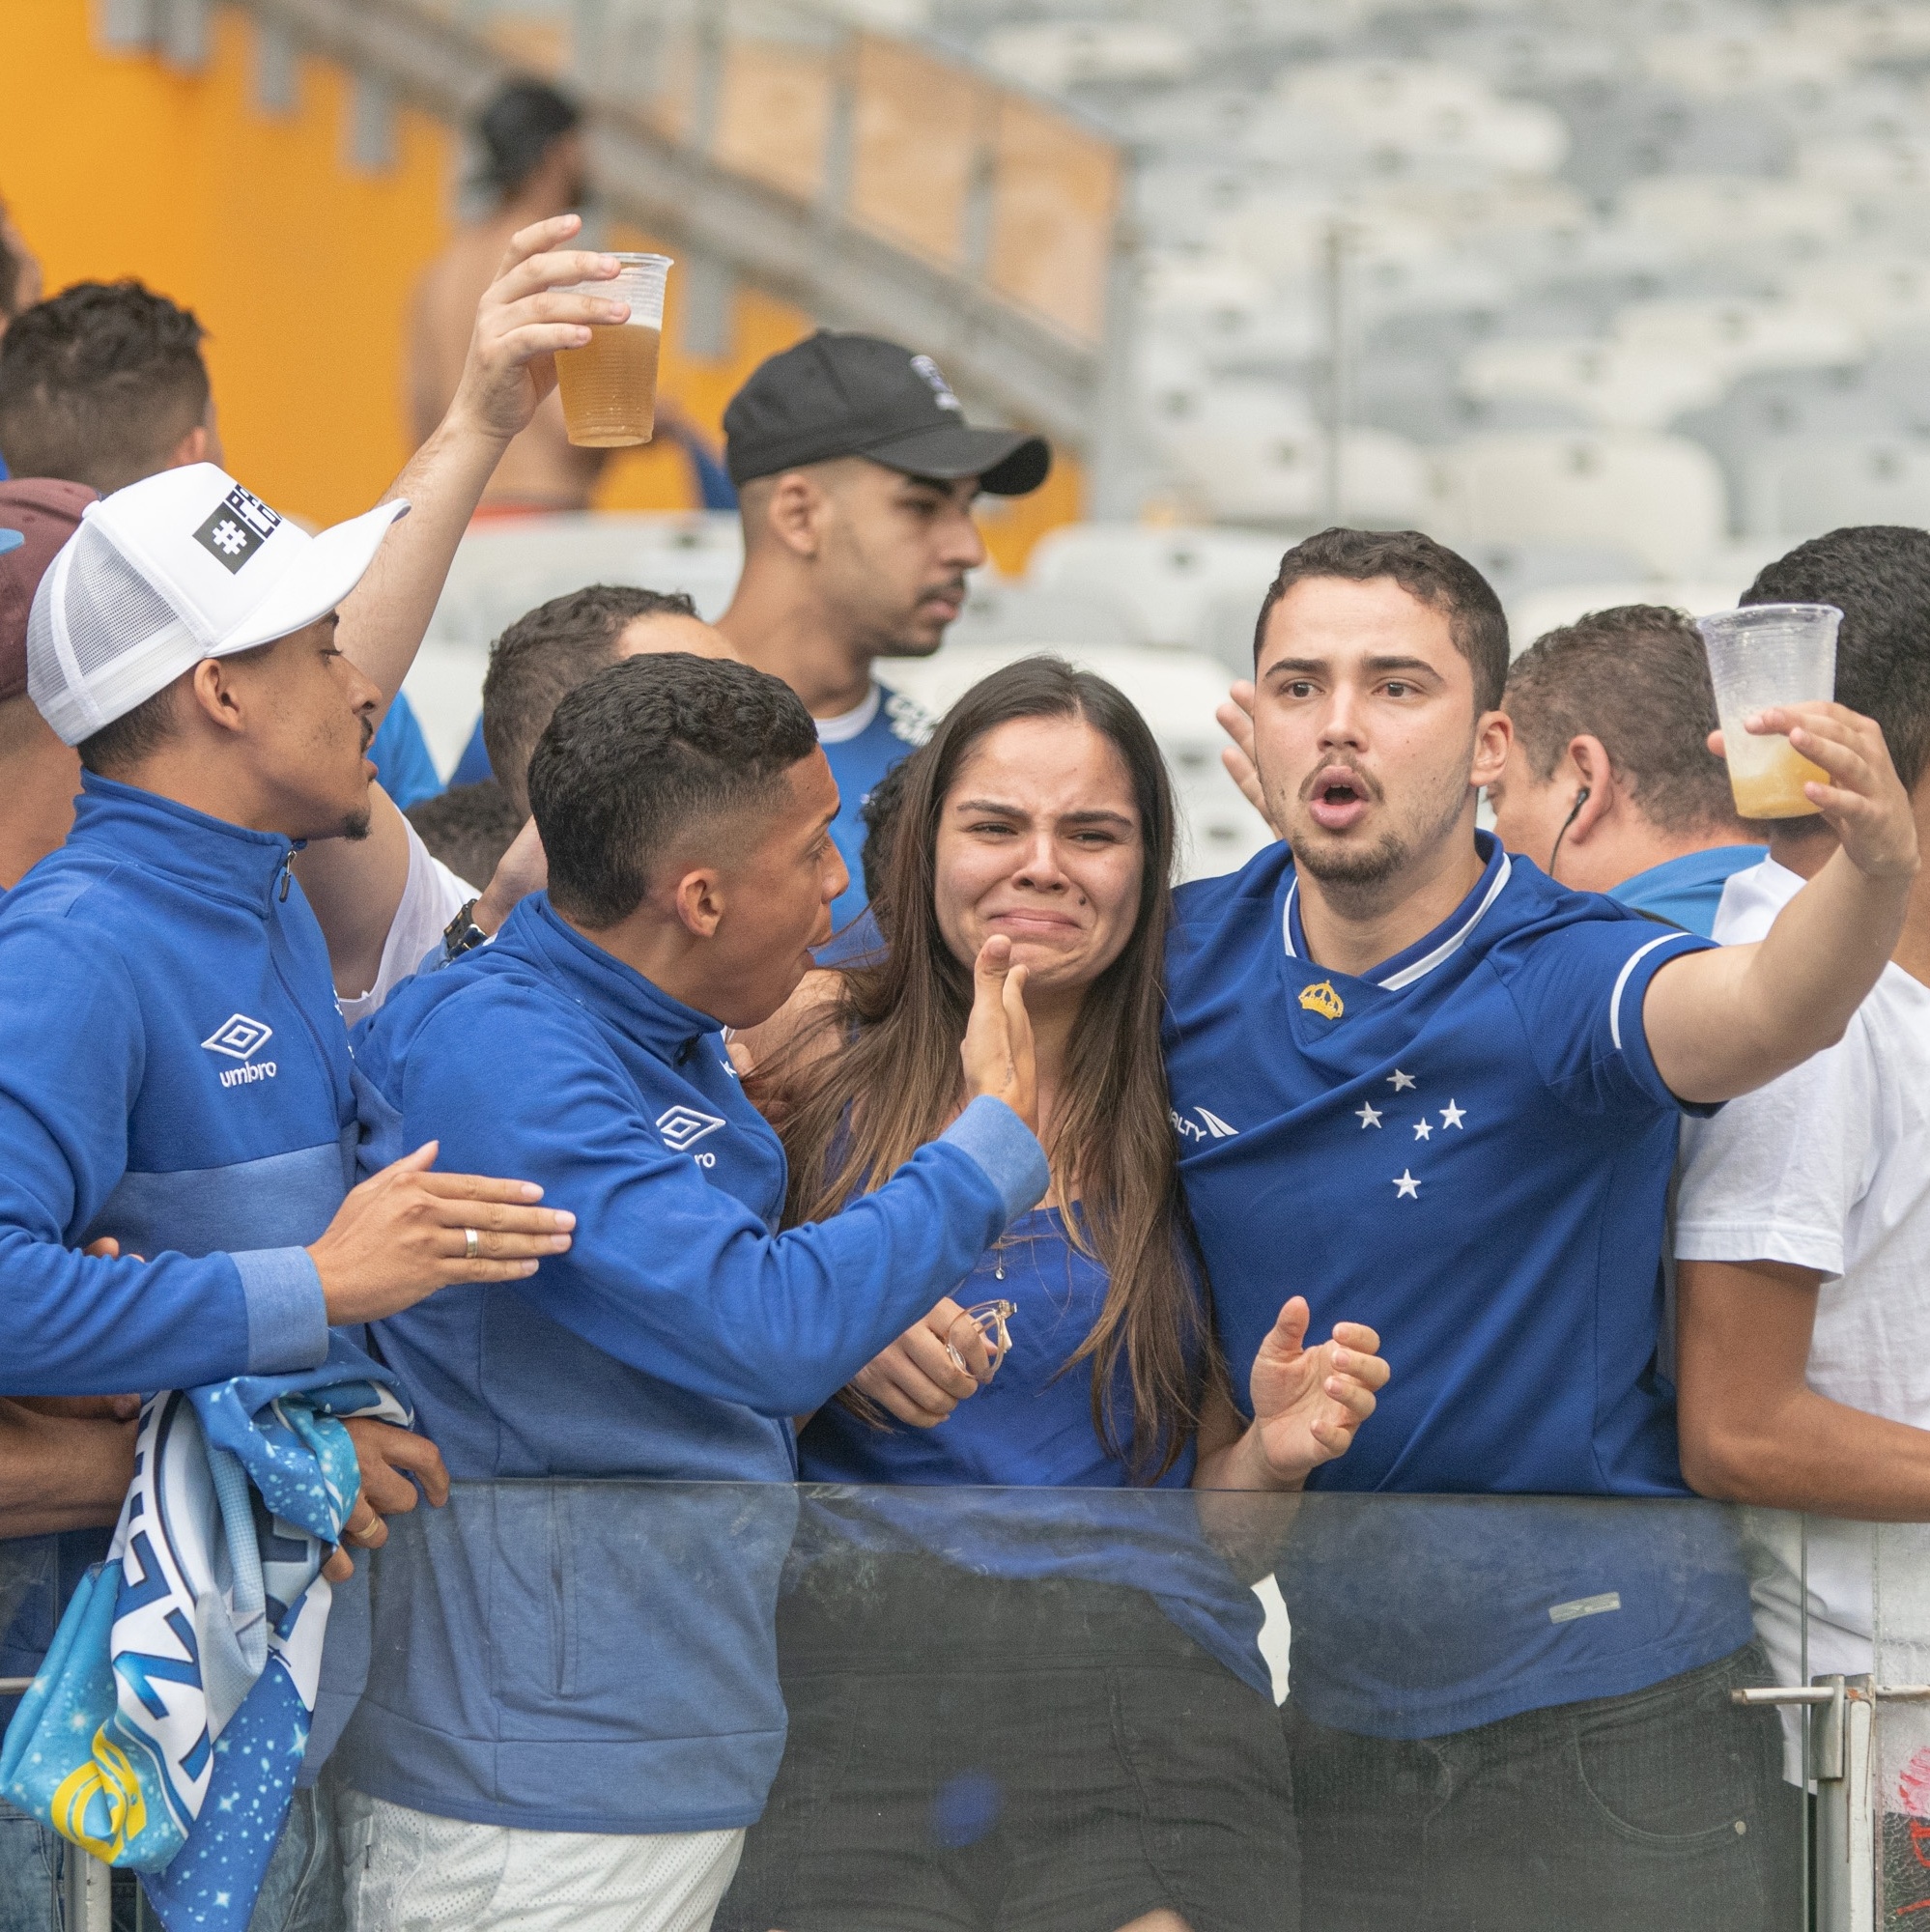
[0, 1339, 408, 1929]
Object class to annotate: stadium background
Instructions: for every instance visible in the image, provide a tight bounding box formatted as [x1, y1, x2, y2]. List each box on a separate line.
[12, 0, 1930, 873]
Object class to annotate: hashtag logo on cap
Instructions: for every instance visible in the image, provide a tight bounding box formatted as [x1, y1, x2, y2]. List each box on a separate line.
[192, 485, 283, 574]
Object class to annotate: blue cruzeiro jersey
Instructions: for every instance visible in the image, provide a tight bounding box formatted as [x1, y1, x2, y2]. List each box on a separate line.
[1162, 834, 1756, 1738]
[818, 679, 933, 940]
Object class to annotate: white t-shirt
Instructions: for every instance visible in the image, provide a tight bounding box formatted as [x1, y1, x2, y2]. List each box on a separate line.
[1675, 857, 1930, 1761]
[335, 818, 476, 1031]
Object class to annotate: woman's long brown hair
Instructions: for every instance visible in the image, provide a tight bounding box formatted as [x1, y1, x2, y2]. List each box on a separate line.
[769, 657, 1224, 1479]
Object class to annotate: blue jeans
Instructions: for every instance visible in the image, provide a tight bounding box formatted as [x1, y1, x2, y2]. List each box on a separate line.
[0, 1794, 64, 1932]
[0, 1772, 342, 1931]
[242, 1770, 345, 1932]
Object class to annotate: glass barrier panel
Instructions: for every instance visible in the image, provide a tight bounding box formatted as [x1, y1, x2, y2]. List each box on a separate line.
[347, 1482, 1809, 1930]
[481, 14, 573, 79]
[986, 95, 1118, 345]
[849, 35, 986, 269]
[711, 11, 838, 205]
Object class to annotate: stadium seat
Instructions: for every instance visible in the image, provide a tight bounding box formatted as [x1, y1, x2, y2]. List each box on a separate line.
[982, 21, 1197, 91]
[1168, 427, 1430, 525]
[421, 513, 745, 655]
[1268, 60, 1570, 176]
[1761, 437, 1930, 536]
[1614, 177, 1848, 258]
[1613, 296, 1865, 383]
[1643, 25, 1850, 97]
[1024, 525, 1289, 652]
[1424, 432, 1728, 573]
[1461, 339, 1724, 431]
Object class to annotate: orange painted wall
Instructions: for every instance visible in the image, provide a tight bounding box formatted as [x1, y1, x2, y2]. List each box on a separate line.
[1, 3, 452, 526]
[0, 1, 1077, 565]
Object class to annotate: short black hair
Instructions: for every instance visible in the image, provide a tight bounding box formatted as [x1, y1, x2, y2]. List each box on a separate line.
[405, 778, 525, 888]
[1506, 606, 1744, 836]
[1253, 527, 1510, 713]
[75, 683, 179, 777]
[530, 653, 819, 928]
[475, 80, 581, 199]
[481, 583, 698, 813]
[0, 208, 24, 321]
[75, 637, 275, 777]
[1745, 526, 1930, 807]
[858, 752, 918, 905]
[0, 280, 211, 494]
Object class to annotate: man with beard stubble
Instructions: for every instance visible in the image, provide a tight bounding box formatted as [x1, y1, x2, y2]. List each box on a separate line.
[1162, 526, 1917, 1928]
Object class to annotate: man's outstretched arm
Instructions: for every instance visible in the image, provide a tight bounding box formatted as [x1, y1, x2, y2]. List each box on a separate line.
[1642, 701, 1917, 1103]
[296, 214, 623, 993]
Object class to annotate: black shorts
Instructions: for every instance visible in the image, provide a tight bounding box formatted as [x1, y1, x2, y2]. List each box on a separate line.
[716, 1554, 1297, 1932]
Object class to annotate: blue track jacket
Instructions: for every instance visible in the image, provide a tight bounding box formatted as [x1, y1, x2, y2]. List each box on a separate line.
[0, 774, 373, 1768]
[337, 895, 1047, 1833]
[0, 775, 340, 1392]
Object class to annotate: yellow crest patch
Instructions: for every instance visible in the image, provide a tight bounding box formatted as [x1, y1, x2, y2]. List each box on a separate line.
[1298, 980, 1345, 1020]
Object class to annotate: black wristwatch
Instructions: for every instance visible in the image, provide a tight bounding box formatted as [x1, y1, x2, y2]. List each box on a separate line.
[441, 897, 489, 962]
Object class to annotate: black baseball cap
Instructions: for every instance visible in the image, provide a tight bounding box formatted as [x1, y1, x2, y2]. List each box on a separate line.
[724, 331, 1051, 497]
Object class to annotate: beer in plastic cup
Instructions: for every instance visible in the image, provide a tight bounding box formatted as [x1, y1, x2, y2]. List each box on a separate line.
[1693, 602, 1841, 819]
[553, 253, 671, 448]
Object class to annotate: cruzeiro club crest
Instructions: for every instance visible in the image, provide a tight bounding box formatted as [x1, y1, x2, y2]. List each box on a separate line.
[1298, 980, 1345, 1020]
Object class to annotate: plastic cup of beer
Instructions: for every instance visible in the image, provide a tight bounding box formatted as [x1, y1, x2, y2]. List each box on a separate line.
[553, 252, 671, 448]
[1693, 603, 1842, 819]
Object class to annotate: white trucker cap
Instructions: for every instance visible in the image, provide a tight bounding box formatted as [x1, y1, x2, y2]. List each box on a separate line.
[26, 462, 409, 747]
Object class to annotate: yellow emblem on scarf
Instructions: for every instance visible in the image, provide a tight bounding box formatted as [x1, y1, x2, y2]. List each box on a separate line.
[51, 1729, 148, 1861]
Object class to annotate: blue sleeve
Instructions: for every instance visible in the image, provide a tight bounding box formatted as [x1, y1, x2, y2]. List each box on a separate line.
[666, 421, 738, 510]
[1499, 915, 1717, 1118]
[0, 921, 329, 1394]
[367, 694, 443, 811]
[399, 1002, 1046, 1417]
[448, 717, 492, 789]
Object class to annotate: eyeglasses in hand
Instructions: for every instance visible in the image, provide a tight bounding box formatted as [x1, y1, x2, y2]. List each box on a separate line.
[945, 1299, 1015, 1384]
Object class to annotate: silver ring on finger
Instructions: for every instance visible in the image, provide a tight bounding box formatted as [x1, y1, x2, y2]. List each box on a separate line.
[464, 1227, 480, 1261]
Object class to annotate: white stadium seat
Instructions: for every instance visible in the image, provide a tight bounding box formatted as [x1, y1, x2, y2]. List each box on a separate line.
[1761, 436, 1930, 536]
[1612, 297, 1866, 383]
[1613, 177, 1849, 257]
[1025, 525, 1289, 652]
[1460, 339, 1725, 431]
[1424, 433, 1729, 574]
[982, 21, 1197, 91]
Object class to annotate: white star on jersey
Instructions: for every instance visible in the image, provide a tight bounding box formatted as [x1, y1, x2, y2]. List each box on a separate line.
[1356, 1101, 1383, 1129]
[1388, 1068, 1417, 1092]
[1440, 1099, 1466, 1128]
[1393, 1170, 1420, 1199]
[1413, 1118, 1433, 1140]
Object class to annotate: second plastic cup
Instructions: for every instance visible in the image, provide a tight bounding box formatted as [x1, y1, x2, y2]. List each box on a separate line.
[553, 252, 672, 448]
[1693, 602, 1842, 819]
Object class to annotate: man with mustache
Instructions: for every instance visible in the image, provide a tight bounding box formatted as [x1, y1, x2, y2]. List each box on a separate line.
[1164, 526, 1917, 1928]
[714, 332, 1049, 937]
